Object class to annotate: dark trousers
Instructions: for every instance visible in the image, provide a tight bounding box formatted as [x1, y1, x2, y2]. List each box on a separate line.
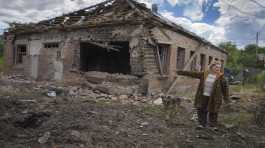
[197, 96, 218, 127]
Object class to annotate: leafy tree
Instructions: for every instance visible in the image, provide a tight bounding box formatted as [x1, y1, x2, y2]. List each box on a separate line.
[219, 42, 242, 73]
[220, 42, 265, 72]
[238, 44, 265, 68]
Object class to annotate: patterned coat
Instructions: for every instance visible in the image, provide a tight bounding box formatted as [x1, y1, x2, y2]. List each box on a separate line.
[177, 71, 229, 113]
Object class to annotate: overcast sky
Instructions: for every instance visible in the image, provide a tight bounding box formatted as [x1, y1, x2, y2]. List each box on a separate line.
[0, 0, 264, 47]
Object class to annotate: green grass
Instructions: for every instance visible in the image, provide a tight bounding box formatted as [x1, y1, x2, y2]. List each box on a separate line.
[221, 111, 254, 127]
[230, 84, 264, 95]
[142, 105, 164, 117]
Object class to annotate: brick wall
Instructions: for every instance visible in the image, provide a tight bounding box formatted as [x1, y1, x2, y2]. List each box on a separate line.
[3, 34, 15, 71]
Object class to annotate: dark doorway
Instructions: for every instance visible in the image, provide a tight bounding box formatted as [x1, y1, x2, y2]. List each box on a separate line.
[80, 41, 131, 74]
[200, 54, 206, 71]
[176, 47, 185, 70]
[16, 45, 27, 64]
[190, 51, 197, 71]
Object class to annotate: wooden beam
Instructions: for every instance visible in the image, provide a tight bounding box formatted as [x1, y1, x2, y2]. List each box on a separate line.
[156, 45, 164, 75]
[126, 0, 136, 9]
[158, 27, 171, 40]
[87, 41, 120, 52]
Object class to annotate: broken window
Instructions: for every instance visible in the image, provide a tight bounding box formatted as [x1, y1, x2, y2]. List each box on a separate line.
[156, 44, 170, 74]
[176, 47, 185, 70]
[200, 54, 206, 71]
[209, 56, 213, 65]
[80, 41, 130, 74]
[44, 42, 59, 49]
[16, 45, 27, 64]
[190, 51, 197, 71]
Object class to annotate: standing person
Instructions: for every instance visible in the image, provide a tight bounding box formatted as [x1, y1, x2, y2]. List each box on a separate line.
[178, 62, 229, 129]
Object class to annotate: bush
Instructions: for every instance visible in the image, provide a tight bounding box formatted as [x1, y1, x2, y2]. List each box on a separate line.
[256, 70, 265, 90]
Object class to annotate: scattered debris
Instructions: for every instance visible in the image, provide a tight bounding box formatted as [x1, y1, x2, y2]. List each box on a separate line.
[47, 91, 57, 97]
[153, 98, 163, 105]
[38, 132, 51, 144]
[230, 94, 241, 100]
[0, 74, 264, 147]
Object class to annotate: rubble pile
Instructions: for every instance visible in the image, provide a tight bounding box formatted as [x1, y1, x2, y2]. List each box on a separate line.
[83, 71, 142, 95]
[0, 73, 158, 105]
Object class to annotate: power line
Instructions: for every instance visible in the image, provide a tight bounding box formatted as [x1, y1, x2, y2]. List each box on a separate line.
[223, 0, 260, 18]
[223, 0, 265, 19]
[248, 0, 265, 9]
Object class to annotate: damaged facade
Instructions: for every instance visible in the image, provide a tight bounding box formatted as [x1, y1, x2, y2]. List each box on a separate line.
[3, 0, 228, 95]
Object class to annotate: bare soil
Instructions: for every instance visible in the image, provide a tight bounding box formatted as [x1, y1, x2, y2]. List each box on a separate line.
[0, 78, 264, 148]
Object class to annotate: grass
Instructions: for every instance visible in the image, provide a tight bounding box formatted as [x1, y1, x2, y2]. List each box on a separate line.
[142, 105, 164, 117]
[221, 111, 254, 127]
[230, 84, 264, 95]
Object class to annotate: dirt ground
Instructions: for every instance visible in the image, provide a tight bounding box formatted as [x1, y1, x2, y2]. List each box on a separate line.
[0, 76, 265, 148]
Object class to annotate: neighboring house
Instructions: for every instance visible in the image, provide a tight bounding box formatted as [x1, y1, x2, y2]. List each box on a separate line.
[3, 0, 227, 94]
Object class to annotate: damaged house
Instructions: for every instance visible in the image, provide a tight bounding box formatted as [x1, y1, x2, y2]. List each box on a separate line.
[3, 0, 228, 95]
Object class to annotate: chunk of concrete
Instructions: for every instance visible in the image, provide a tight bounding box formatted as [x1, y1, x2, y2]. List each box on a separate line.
[153, 98, 163, 105]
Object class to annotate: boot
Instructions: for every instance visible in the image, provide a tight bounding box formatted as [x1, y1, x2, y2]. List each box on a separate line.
[197, 109, 208, 127]
[209, 112, 218, 128]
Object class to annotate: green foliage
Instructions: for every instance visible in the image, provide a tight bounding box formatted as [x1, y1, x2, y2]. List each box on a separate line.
[238, 44, 265, 68]
[219, 42, 242, 73]
[142, 105, 164, 117]
[219, 42, 265, 72]
[221, 111, 254, 127]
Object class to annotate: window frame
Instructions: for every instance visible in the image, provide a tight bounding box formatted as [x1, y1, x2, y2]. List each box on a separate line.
[15, 44, 27, 64]
[43, 42, 60, 49]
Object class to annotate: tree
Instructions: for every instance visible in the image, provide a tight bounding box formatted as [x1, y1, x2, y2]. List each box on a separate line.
[219, 42, 242, 73]
[238, 44, 265, 68]
[220, 42, 265, 72]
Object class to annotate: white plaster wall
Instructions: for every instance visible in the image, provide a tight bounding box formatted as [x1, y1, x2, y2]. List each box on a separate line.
[54, 60, 63, 81]
[29, 40, 42, 55]
[30, 55, 39, 79]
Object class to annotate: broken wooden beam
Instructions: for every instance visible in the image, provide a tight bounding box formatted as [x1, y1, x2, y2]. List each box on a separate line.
[87, 41, 120, 52]
[156, 45, 164, 75]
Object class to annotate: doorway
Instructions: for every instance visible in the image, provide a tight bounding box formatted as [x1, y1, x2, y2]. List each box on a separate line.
[176, 47, 186, 70]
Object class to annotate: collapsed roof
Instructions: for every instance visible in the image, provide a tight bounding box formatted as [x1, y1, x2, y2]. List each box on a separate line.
[7, 0, 226, 54]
